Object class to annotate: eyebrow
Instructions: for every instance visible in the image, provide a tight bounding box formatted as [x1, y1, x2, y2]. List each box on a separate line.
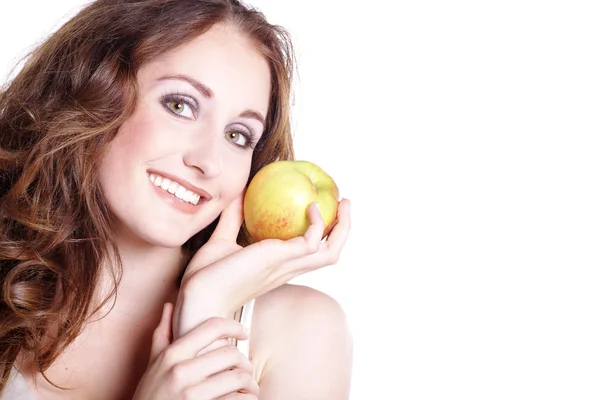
[157, 74, 214, 98]
[156, 74, 266, 127]
[239, 109, 266, 127]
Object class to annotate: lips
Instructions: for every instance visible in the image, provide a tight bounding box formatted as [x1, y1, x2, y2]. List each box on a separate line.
[147, 170, 213, 206]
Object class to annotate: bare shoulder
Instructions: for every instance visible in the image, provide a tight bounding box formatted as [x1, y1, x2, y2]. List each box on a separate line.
[250, 284, 353, 400]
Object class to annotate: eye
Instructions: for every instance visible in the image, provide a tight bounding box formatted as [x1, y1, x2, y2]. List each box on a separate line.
[166, 100, 194, 119]
[225, 129, 248, 147]
[161, 93, 198, 120]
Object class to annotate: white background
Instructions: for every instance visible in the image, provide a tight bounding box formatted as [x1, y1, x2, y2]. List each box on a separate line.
[2, 1, 600, 399]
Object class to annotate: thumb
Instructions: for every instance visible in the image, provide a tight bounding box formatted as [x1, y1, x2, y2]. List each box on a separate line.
[150, 302, 174, 363]
[210, 191, 245, 242]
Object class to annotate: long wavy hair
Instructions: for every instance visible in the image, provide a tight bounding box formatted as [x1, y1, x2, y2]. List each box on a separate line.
[0, 0, 295, 393]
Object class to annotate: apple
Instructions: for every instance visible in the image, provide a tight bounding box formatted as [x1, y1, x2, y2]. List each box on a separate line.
[243, 160, 340, 241]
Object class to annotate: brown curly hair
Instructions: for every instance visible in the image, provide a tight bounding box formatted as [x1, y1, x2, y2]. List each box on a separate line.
[0, 0, 295, 394]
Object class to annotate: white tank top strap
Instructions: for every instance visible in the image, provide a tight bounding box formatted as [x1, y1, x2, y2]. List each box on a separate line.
[234, 298, 255, 358]
[2, 367, 39, 400]
[2, 302, 258, 400]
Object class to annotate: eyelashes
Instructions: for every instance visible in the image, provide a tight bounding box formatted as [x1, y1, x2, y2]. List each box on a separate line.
[159, 91, 258, 149]
[161, 92, 199, 118]
[226, 128, 258, 150]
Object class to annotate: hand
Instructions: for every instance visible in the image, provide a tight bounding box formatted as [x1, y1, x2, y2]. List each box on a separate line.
[133, 303, 258, 400]
[173, 194, 351, 338]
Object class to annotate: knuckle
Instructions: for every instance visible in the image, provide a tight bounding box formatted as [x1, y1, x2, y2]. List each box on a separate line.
[167, 363, 186, 386]
[201, 338, 228, 355]
[234, 351, 251, 368]
[160, 346, 177, 366]
[216, 343, 238, 360]
[231, 369, 252, 387]
[205, 315, 224, 325]
[305, 240, 319, 254]
[181, 388, 196, 400]
[222, 344, 238, 355]
[203, 316, 226, 331]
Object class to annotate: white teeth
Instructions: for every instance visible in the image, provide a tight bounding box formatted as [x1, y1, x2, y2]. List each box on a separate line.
[183, 190, 194, 203]
[191, 194, 200, 205]
[175, 186, 187, 199]
[148, 173, 205, 206]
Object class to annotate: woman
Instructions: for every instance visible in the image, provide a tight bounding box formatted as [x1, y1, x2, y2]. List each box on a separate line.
[0, 0, 352, 399]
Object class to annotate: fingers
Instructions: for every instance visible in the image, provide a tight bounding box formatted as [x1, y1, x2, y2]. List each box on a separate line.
[240, 199, 344, 269]
[196, 337, 230, 357]
[259, 201, 325, 258]
[281, 198, 352, 273]
[217, 393, 258, 400]
[211, 191, 245, 242]
[175, 344, 253, 385]
[150, 302, 174, 363]
[163, 317, 248, 363]
[186, 367, 259, 399]
[277, 200, 333, 257]
[304, 202, 326, 248]
[322, 198, 351, 257]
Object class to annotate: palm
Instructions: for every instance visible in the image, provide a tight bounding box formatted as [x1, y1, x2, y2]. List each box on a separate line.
[181, 236, 241, 286]
[173, 193, 351, 339]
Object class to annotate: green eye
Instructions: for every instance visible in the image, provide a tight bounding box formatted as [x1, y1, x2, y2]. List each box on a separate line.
[162, 95, 196, 119]
[168, 101, 185, 113]
[227, 130, 240, 142]
[225, 130, 249, 147]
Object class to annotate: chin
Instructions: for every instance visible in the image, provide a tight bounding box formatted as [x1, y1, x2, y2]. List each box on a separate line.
[135, 231, 189, 249]
[118, 220, 197, 249]
[112, 204, 217, 249]
[148, 234, 191, 249]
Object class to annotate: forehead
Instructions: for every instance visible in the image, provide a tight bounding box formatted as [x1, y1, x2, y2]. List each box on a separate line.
[138, 24, 271, 115]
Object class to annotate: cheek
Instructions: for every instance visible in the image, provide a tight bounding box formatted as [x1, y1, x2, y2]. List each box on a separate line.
[103, 121, 146, 165]
[98, 118, 158, 201]
[116, 115, 164, 153]
[100, 114, 167, 171]
[220, 154, 253, 201]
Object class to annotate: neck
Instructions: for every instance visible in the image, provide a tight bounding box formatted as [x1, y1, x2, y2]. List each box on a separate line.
[94, 226, 189, 317]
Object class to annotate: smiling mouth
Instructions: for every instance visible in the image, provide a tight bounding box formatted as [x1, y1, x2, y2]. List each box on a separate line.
[149, 173, 204, 205]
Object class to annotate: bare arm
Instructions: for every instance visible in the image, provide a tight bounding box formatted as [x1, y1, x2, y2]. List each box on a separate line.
[253, 284, 353, 400]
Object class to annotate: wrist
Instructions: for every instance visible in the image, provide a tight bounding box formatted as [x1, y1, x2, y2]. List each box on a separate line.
[173, 282, 234, 338]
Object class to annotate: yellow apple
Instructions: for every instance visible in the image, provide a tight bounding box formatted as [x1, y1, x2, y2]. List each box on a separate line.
[243, 160, 340, 241]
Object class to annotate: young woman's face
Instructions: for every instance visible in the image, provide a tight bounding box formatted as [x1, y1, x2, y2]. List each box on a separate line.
[99, 24, 271, 247]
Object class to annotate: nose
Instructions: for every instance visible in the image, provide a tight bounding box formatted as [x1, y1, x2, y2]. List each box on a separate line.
[183, 130, 223, 178]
